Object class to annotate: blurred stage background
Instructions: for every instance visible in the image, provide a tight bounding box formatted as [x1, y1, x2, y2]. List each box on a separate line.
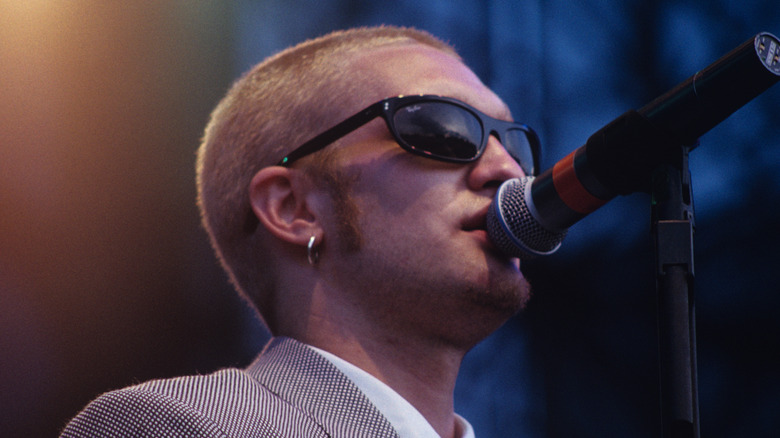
[2, 1, 779, 436]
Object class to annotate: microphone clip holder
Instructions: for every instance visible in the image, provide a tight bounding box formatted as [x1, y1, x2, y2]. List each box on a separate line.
[650, 145, 700, 438]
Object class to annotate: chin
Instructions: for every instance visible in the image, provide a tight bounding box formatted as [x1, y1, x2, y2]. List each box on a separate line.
[450, 279, 531, 348]
[467, 272, 532, 317]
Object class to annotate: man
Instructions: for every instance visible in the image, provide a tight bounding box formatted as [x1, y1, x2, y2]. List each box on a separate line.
[61, 25, 538, 437]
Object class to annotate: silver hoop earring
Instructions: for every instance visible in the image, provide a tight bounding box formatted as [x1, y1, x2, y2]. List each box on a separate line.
[307, 235, 320, 266]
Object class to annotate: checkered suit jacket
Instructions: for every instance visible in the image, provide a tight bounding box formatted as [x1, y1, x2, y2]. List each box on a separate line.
[60, 337, 400, 437]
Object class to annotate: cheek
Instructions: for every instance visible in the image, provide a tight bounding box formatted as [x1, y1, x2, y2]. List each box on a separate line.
[354, 182, 460, 250]
[355, 164, 459, 213]
[341, 154, 465, 238]
[355, 171, 444, 215]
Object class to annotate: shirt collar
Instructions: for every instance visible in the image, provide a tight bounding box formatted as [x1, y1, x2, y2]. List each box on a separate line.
[309, 345, 474, 438]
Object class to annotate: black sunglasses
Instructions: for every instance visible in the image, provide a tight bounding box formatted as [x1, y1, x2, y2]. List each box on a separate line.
[277, 95, 540, 176]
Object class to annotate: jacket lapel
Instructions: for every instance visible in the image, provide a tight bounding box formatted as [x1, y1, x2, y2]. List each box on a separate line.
[246, 337, 400, 438]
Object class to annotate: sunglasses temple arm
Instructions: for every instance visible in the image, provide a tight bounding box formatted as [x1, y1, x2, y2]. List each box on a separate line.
[278, 104, 383, 165]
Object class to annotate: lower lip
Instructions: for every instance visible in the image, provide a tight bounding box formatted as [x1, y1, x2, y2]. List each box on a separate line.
[469, 229, 518, 260]
[472, 229, 488, 237]
[467, 229, 490, 244]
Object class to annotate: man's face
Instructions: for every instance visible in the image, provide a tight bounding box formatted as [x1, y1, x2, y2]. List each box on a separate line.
[316, 43, 532, 345]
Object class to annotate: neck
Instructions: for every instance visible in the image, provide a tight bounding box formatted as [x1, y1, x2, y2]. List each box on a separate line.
[272, 274, 503, 438]
[307, 328, 466, 438]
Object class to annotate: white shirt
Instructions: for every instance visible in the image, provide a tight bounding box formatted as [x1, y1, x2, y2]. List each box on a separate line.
[310, 346, 475, 438]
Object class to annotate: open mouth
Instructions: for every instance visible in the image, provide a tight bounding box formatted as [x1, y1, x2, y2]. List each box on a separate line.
[462, 205, 518, 260]
[462, 207, 490, 239]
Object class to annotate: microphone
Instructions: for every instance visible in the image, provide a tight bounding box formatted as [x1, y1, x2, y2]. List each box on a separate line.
[488, 32, 780, 260]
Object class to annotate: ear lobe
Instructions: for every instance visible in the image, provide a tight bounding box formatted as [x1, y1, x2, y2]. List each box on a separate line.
[249, 166, 322, 246]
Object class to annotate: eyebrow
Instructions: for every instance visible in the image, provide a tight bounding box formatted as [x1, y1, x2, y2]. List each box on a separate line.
[496, 104, 514, 122]
[448, 92, 514, 122]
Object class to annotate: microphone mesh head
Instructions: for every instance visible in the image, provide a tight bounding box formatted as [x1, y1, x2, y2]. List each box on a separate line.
[487, 177, 567, 260]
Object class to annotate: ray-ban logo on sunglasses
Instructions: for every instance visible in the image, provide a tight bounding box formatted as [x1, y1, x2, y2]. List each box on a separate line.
[405, 105, 422, 113]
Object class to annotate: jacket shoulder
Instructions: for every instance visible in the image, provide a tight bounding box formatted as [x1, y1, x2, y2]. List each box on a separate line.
[60, 384, 228, 438]
[60, 368, 324, 438]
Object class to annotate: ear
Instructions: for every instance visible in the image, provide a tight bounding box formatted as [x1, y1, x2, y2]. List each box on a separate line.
[248, 166, 323, 247]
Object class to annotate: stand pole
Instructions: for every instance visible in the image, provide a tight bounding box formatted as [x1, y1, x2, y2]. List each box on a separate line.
[651, 145, 700, 438]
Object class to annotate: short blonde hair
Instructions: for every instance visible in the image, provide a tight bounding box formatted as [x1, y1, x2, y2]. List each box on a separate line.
[196, 26, 458, 318]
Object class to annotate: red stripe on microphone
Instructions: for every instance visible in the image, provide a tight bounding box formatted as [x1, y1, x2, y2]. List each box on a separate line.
[552, 151, 608, 214]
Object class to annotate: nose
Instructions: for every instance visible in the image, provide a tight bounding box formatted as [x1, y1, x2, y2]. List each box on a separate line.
[467, 135, 526, 190]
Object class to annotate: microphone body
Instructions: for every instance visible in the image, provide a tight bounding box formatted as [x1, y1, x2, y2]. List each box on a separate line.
[488, 32, 780, 260]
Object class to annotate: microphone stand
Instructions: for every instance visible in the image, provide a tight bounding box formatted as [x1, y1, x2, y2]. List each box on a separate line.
[639, 33, 779, 436]
[491, 31, 777, 437]
[651, 145, 699, 438]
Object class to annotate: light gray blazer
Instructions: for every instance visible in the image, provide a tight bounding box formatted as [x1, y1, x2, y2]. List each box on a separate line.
[60, 337, 400, 437]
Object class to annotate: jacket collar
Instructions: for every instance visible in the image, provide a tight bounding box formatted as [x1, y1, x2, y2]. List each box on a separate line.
[245, 336, 400, 437]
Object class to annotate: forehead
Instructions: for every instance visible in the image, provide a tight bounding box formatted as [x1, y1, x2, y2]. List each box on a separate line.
[346, 43, 512, 121]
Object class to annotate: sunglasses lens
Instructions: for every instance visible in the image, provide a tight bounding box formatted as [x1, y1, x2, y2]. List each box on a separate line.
[393, 102, 483, 161]
[504, 127, 535, 175]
